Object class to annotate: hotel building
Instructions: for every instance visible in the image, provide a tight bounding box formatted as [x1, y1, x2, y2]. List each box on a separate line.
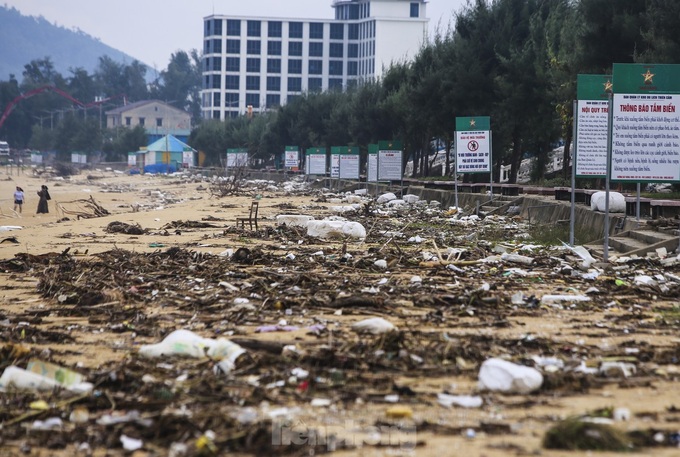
[201, 0, 429, 120]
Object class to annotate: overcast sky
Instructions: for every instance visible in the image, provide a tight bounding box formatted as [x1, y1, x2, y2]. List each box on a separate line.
[4, 0, 467, 70]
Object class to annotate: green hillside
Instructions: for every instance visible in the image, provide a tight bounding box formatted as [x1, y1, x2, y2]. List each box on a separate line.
[0, 6, 151, 80]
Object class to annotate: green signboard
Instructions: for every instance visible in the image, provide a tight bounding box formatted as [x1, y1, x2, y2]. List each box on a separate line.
[577, 74, 613, 100]
[455, 116, 490, 131]
[613, 63, 680, 94]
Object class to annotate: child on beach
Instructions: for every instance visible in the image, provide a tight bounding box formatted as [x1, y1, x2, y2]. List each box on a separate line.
[13, 186, 24, 213]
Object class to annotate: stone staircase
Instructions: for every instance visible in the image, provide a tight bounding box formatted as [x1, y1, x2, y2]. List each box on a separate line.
[585, 226, 679, 258]
[478, 196, 521, 217]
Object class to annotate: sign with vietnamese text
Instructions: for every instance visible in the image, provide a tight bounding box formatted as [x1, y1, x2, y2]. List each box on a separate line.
[455, 116, 490, 173]
[575, 74, 612, 177]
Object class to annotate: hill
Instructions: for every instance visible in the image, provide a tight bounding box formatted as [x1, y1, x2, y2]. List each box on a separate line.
[0, 6, 151, 81]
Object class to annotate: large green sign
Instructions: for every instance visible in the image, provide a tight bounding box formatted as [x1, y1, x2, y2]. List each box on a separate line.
[577, 74, 612, 100]
[613, 63, 680, 94]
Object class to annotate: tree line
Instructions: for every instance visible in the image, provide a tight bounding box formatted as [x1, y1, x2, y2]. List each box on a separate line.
[2, 0, 679, 181]
[0, 51, 201, 161]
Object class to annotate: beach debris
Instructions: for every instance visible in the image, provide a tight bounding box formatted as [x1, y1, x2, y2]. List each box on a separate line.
[478, 358, 543, 394]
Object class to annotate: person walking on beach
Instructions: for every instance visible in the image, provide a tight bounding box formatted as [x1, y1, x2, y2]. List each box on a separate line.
[13, 186, 24, 213]
[36, 185, 50, 214]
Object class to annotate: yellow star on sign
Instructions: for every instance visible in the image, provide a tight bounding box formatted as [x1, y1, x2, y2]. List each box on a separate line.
[642, 69, 654, 84]
[604, 80, 613, 92]
[469, 119, 476, 128]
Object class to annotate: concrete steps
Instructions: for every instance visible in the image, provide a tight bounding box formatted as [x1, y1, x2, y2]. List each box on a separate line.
[479, 196, 520, 216]
[586, 228, 679, 258]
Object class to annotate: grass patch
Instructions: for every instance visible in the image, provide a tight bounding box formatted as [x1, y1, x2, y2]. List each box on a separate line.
[543, 418, 633, 451]
[526, 222, 600, 246]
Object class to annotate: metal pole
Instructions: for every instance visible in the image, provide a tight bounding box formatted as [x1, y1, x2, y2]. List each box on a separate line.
[604, 92, 614, 263]
[570, 100, 577, 246]
[453, 137, 459, 209]
[489, 130, 494, 198]
[636, 182, 641, 227]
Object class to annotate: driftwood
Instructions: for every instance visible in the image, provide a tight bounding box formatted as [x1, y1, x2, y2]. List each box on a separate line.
[57, 195, 110, 219]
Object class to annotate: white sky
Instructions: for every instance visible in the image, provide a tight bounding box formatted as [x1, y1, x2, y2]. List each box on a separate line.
[4, 0, 467, 70]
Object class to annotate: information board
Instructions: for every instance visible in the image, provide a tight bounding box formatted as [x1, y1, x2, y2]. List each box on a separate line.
[455, 117, 490, 173]
[338, 147, 360, 179]
[284, 146, 299, 169]
[611, 63, 680, 182]
[575, 74, 612, 177]
[305, 148, 327, 175]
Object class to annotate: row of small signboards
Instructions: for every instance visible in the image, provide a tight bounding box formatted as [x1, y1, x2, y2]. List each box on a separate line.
[304, 142, 403, 181]
[576, 63, 680, 183]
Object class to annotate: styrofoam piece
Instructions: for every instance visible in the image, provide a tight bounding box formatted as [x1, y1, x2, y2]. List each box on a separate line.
[377, 192, 397, 204]
[437, 393, 483, 408]
[590, 191, 625, 213]
[306, 220, 366, 239]
[478, 358, 543, 394]
[351, 317, 396, 334]
[276, 215, 315, 227]
[402, 194, 420, 204]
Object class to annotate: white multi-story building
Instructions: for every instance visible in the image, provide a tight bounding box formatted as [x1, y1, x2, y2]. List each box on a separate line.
[201, 0, 429, 120]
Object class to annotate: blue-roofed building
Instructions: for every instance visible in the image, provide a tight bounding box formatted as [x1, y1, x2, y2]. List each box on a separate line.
[129, 134, 197, 173]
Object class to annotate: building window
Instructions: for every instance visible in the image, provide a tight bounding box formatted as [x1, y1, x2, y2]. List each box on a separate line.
[212, 39, 222, 53]
[288, 41, 302, 56]
[348, 43, 358, 58]
[225, 92, 239, 106]
[329, 79, 343, 91]
[213, 111, 221, 119]
[212, 93, 220, 108]
[227, 111, 238, 118]
[213, 19, 222, 36]
[348, 24, 359, 40]
[347, 61, 358, 75]
[245, 93, 260, 108]
[268, 21, 282, 38]
[267, 76, 281, 91]
[247, 40, 261, 55]
[226, 75, 239, 90]
[267, 58, 281, 73]
[226, 57, 240, 72]
[266, 94, 280, 107]
[288, 94, 299, 103]
[309, 22, 324, 39]
[156, 117, 163, 127]
[204, 20, 211, 37]
[287, 77, 302, 92]
[246, 75, 260, 90]
[309, 42, 323, 57]
[308, 60, 322, 75]
[308, 77, 322, 92]
[330, 43, 343, 58]
[139, 117, 145, 126]
[289, 22, 303, 38]
[227, 19, 241, 36]
[246, 58, 261, 73]
[204, 40, 210, 54]
[227, 39, 240, 54]
[268, 40, 282, 55]
[329, 60, 343, 75]
[125, 117, 131, 126]
[247, 20, 261, 37]
[288, 59, 302, 74]
[410, 2, 419, 18]
[330, 23, 344, 40]
[213, 57, 222, 71]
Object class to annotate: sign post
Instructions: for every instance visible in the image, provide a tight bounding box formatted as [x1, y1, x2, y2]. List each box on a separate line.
[607, 63, 680, 260]
[455, 116, 492, 198]
[367, 143, 378, 195]
[338, 146, 360, 181]
[377, 140, 403, 195]
[573, 74, 613, 244]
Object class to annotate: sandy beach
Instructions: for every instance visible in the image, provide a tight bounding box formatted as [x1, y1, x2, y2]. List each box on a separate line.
[0, 167, 679, 457]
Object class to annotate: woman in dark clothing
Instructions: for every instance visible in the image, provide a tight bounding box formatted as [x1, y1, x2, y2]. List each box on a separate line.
[37, 185, 50, 214]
